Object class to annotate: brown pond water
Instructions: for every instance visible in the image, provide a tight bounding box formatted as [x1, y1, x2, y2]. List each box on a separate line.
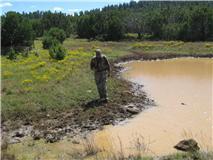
[93, 58, 213, 156]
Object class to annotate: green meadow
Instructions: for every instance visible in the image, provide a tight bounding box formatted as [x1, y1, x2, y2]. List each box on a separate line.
[2, 39, 213, 123]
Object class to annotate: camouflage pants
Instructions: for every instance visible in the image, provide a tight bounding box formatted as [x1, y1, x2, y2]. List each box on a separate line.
[95, 71, 107, 99]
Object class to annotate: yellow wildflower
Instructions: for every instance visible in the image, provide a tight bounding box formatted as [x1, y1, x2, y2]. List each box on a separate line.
[22, 79, 33, 85]
[35, 74, 50, 82]
[48, 67, 59, 74]
[132, 43, 154, 49]
[31, 61, 46, 70]
[3, 71, 13, 78]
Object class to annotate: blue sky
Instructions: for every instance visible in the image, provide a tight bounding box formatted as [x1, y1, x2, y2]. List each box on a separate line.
[0, 0, 135, 15]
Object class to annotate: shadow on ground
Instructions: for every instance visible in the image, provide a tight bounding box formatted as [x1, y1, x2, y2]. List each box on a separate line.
[83, 99, 107, 110]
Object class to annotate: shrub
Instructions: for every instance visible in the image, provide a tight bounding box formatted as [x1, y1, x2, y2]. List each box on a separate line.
[49, 44, 66, 60]
[47, 28, 66, 43]
[142, 34, 154, 40]
[42, 36, 59, 49]
[42, 28, 66, 49]
[7, 48, 16, 60]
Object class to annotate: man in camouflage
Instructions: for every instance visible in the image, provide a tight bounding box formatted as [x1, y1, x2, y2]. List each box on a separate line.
[90, 49, 110, 103]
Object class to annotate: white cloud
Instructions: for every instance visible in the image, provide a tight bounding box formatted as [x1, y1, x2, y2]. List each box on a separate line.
[0, 2, 13, 8]
[68, 9, 80, 12]
[53, 7, 64, 12]
[67, 9, 80, 15]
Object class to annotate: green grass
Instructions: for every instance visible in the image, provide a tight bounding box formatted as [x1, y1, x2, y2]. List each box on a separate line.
[63, 38, 213, 56]
[2, 41, 97, 122]
[130, 41, 213, 61]
[1, 42, 121, 124]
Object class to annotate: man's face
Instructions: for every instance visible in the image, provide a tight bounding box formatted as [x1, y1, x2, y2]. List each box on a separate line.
[96, 52, 101, 58]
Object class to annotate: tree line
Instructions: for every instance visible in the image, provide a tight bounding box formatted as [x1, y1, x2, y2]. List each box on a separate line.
[1, 1, 213, 56]
[77, 1, 213, 41]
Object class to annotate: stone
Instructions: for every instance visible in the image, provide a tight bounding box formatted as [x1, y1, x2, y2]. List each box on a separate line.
[32, 130, 42, 140]
[45, 134, 58, 143]
[125, 105, 140, 114]
[89, 115, 95, 120]
[57, 128, 63, 132]
[174, 139, 200, 152]
[100, 118, 110, 125]
[14, 129, 25, 138]
[126, 104, 135, 108]
[122, 91, 132, 96]
[72, 140, 80, 144]
[8, 138, 21, 144]
[65, 126, 72, 132]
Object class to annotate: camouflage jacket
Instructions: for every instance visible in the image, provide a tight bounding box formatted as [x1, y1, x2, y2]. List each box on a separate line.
[90, 55, 110, 72]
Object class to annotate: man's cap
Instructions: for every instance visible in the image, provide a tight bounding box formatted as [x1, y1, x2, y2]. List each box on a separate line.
[95, 49, 102, 54]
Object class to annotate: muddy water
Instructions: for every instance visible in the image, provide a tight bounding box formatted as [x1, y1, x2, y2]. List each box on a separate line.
[93, 58, 213, 156]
